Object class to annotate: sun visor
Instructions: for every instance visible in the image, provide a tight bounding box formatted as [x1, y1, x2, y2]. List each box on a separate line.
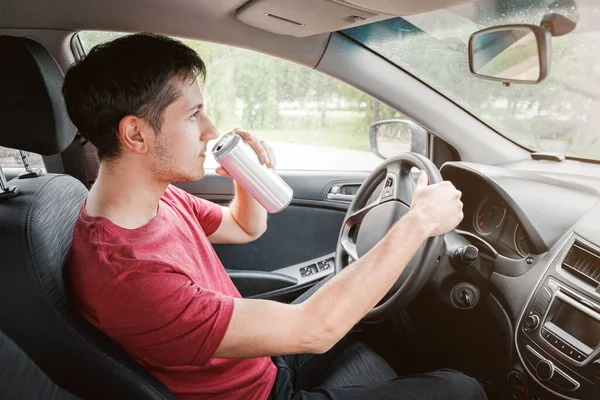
[236, 0, 388, 37]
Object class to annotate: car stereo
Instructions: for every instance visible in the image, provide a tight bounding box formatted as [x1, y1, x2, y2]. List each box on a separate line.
[517, 275, 600, 398]
[541, 290, 600, 365]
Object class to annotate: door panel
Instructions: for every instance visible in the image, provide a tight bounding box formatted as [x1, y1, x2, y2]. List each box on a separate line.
[176, 170, 369, 202]
[226, 269, 298, 298]
[214, 205, 344, 272]
[175, 170, 370, 299]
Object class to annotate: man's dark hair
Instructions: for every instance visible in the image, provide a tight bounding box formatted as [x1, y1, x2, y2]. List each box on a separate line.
[63, 33, 206, 161]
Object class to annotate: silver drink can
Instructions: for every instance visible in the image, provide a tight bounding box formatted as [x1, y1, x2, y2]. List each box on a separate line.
[212, 133, 293, 213]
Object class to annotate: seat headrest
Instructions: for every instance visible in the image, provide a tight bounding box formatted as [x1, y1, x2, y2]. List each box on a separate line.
[0, 36, 76, 156]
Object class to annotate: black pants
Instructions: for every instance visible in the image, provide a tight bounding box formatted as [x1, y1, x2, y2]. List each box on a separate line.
[268, 278, 488, 400]
[268, 337, 487, 400]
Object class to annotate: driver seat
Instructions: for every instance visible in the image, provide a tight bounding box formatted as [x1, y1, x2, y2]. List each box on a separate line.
[0, 35, 175, 399]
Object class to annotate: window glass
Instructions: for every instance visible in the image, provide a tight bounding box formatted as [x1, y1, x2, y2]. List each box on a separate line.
[343, 1, 600, 160]
[79, 31, 413, 171]
[0, 147, 44, 169]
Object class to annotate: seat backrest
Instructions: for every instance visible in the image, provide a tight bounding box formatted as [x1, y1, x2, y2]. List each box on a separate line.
[0, 327, 78, 399]
[0, 35, 176, 400]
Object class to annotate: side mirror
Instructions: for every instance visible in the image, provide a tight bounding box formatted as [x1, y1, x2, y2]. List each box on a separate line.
[369, 119, 428, 160]
[468, 24, 551, 85]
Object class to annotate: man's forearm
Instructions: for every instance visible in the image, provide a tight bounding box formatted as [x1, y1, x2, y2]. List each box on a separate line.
[229, 180, 268, 238]
[215, 175, 461, 358]
[298, 210, 432, 353]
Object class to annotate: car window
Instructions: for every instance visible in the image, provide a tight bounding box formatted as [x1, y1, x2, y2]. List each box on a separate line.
[78, 31, 416, 171]
[343, 1, 600, 161]
[0, 147, 44, 169]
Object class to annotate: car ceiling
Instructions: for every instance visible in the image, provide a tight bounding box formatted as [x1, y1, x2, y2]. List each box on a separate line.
[0, 0, 470, 68]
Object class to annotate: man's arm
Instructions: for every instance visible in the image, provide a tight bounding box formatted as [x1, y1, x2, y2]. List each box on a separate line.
[208, 181, 267, 244]
[208, 128, 274, 244]
[213, 173, 463, 358]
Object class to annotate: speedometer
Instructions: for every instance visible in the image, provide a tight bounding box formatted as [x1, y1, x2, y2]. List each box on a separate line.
[514, 224, 530, 257]
[473, 194, 506, 236]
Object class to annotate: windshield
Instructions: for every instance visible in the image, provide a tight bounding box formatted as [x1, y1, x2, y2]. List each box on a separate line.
[343, 0, 600, 161]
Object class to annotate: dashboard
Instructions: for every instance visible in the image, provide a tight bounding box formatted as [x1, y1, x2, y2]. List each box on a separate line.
[436, 161, 600, 399]
[440, 162, 600, 273]
[462, 191, 531, 259]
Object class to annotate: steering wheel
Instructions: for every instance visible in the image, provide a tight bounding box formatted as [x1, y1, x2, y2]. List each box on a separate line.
[334, 152, 445, 323]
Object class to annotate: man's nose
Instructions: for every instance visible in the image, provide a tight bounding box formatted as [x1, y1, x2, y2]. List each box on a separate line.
[200, 121, 219, 141]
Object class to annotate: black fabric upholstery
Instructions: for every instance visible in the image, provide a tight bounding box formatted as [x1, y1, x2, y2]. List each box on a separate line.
[0, 328, 79, 399]
[0, 174, 176, 399]
[288, 337, 398, 391]
[0, 36, 76, 155]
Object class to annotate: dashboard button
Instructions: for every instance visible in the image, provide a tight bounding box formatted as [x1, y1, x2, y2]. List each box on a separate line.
[507, 370, 528, 400]
[524, 345, 543, 368]
[553, 336, 568, 352]
[536, 360, 554, 381]
[524, 315, 540, 330]
[544, 331, 561, 347]
[560, 342, 572, 355]
[533, 298, 549, 315]
[533, 302, 545, 315]
[535, 293, 550, 307]
[542, 330, 552, 340]
[540, 287, 552, 301]
[550, 369, 579, 391]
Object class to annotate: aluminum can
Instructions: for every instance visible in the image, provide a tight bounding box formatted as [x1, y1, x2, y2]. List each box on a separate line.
[212, 133, 293, 213]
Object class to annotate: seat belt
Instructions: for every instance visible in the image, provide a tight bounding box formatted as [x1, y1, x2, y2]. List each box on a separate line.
[60, 133, 91, 189]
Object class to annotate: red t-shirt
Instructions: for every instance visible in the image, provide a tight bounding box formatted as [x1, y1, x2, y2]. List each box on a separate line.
[67, 185, 277, 399]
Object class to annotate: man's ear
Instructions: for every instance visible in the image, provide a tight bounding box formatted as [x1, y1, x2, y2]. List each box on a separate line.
[118, 115, 152, 155]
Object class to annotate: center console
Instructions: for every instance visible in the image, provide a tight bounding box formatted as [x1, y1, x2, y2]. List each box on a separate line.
[516, 235, 600, 399]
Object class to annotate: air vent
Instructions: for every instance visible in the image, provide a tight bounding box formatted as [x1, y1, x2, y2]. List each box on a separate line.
[562, 242, 600, 288]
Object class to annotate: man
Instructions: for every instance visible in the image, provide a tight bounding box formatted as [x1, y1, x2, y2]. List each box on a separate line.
[64, 33, 485, 400]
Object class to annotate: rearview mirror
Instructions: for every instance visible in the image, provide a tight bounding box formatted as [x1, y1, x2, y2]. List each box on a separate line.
[369, 119, 428, 160]
[468, 25, 551, 85]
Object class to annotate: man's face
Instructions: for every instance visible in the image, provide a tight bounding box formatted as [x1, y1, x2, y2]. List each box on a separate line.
[149, 77, 219, 182]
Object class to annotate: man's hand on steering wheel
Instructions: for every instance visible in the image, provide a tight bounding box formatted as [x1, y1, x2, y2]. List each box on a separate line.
[215, 155, 465, 358]
[409, 170, 464, 238]
[335, 153, 463, 322]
